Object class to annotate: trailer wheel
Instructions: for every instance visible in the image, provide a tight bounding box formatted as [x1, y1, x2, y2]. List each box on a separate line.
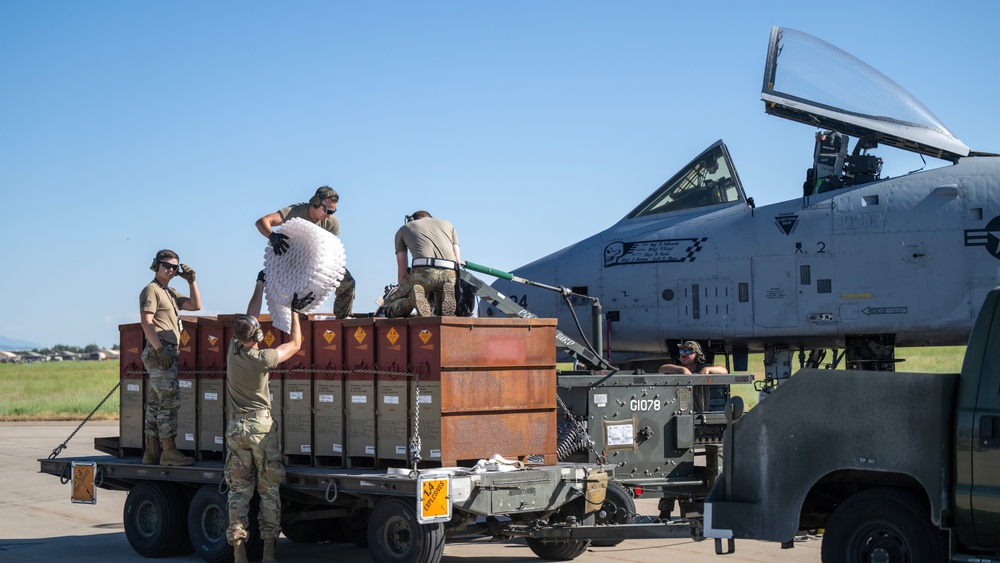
[282, 516, 353, 543]
[187, 485, 263, 563]
[123, 482, 190, 558]
[591, 482, 634, 547]
[821, 487, 947, 563]
[525, 497, 593, 561]
[367, 497, 445, 563]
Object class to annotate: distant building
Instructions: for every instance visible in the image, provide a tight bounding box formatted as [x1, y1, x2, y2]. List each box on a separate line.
[0, 351, 19, 363]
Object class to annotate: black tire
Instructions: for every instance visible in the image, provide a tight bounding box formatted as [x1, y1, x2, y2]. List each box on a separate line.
[122, 481, 190, 558]
[187, 486, 263, 563]
[367, 497, 445, 563]
[821, 487, 948, 563]
[344, 509, 371, 547]
[525, 497, 594, 560]
[282, 516, 352, 543]
[590, 482, 635, 547]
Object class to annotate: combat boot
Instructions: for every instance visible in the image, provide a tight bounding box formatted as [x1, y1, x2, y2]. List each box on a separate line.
[141, 436, 161, 465]
[413, 285, 432, 317]
[262, 536, 277, 563]
[232, 539, 248, 563]
[441, 281, 456, 316]
[159, 437, 194, 466]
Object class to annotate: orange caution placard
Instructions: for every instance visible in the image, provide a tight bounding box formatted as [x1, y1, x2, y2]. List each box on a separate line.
[71, 461, 97, 504]
[417, 474, 451, 523]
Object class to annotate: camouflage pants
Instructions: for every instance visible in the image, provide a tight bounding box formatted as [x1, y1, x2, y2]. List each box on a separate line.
[333, 268, 356, 319]
[141, 343, 180, 440]
[384, 267, 457, 318]
[225, 416, 285, 542]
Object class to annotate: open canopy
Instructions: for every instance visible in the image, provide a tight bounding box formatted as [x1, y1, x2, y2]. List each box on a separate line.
[761, 26, 970, 162]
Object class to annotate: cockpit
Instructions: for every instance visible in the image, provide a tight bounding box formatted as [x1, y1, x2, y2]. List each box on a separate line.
[628, 143, 745, 218]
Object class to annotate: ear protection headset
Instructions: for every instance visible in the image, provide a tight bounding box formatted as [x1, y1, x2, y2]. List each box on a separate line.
[150, 249, 177, 271]
[237, 315, 264, 342]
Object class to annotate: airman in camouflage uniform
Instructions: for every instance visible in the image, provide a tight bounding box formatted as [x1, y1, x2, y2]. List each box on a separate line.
[139, 249, 201, 466]
[225, 291, 310, 563]
[385, 210, 461, 317]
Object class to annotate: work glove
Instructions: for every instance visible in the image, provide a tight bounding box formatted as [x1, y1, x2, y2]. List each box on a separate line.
[152, 347, 173, 370]
[268, 232, 290, 256]
[177, 264, 196, 283]
[290, 291, 315, 313]
[256, 269, 266, 284]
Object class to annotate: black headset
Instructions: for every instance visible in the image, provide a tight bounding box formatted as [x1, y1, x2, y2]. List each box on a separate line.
[237, 315, 264, 342]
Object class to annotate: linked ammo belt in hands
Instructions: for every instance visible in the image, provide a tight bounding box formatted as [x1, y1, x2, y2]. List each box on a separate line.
[412, 257, 457, 269]
[231, 409, 271, 421]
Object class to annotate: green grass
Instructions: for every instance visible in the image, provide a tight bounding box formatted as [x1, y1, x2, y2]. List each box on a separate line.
[0, 360, 121, 421]
[730, 346, 967, 410]
[0, 346, 970, 420]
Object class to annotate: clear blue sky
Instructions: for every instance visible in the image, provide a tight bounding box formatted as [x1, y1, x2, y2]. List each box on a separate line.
[2, 1, 998, 349]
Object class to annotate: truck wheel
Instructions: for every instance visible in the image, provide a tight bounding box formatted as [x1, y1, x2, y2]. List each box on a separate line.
[187, 485, 263, 563]
[821, 487, 948, 563]
[525, 497, 594, 560]
[123, 481, 190, 558]
[591, 482, 635, 547]
[367, 497, 445, 563]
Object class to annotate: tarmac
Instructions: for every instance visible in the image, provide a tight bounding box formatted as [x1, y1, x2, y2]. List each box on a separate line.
[0, 421, 820, 562]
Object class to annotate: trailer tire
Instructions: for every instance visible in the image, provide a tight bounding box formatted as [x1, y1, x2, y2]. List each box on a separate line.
[367, 497, 445, 563]
[591, 482, 635, 547]
[525, 497, 594, 560]
[821, 487, 947, 563]
[282, 516, 352, 543]
[123, 481, 190, 558]
[187, 485, 263, 563]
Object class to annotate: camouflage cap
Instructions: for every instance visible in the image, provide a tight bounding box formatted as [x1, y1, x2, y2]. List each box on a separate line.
[678, 340, 703, 356]
[315, 186, 338, 202]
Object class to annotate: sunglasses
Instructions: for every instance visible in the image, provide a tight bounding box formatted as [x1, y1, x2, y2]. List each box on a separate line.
[679, 349, 695, 355]
[322, 204, 336, 215]
[158, 261, 180, 272]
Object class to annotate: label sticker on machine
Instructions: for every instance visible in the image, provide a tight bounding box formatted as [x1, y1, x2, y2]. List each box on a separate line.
[71, 461, 97, 504]
[605, 421, 635, 447]
[593, 393, 608, 407]
[418, 473, 451, 523]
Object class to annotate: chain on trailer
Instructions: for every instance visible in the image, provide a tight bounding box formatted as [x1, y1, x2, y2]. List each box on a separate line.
[48, 371, 130, 460]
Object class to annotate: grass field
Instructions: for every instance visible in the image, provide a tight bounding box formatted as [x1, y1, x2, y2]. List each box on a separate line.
[0, 346, 968, 421]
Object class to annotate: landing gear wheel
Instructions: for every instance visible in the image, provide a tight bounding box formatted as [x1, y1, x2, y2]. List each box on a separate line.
[187, 486, 263, 563]
[821, 487, 947, 563]
[123, 482, 190, 557]
[590, 482, 635, 547]
[525, 497, 594, 560]
[367, 497, 445, 563]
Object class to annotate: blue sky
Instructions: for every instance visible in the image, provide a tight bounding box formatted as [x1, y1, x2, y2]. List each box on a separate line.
[2, 1, 998, 349]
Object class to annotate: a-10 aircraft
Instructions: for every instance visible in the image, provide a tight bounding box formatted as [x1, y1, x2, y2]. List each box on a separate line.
[480, 26, 1000, 382]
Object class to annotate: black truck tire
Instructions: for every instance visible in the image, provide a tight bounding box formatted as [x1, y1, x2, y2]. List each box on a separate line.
[525, 497, 594, 560]
[591, 482, 635, 547]
[821, 487, 948, 563]
[122, 481, 190, 558]
[367, 497, 445, 563]
[187, 485, 263, 563]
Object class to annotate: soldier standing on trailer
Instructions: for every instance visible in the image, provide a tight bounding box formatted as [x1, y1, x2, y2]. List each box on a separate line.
[255, 185, 356, 318]
[139, 249, 201, 466]
[224, 289, 313, 563]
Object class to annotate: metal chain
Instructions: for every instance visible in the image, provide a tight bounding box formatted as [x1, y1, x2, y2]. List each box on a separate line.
[49, 372, 128, 459]
[555, 392, 606, 465]
[410, 368, 422, 469]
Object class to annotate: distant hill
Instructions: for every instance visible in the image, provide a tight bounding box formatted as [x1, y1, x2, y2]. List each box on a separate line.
[0, 335, 42, 351]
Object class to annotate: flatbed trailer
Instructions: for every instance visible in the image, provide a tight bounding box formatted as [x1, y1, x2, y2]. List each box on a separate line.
[39, 442, 709, 563]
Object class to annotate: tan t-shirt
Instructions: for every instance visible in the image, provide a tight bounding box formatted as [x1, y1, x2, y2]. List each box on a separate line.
[394, 217, 459, 260]
[139, 281, 189, 346]
[226, 339, 280, 414]
[278, 202, 340, 236]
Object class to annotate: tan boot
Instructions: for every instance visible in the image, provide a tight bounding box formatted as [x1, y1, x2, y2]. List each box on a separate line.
[141, 436, 161, 465]
[262, 536, 277, 563]
[413, 285, 432, 317]
[441, 281, 456, 316]
[232, 539, 248, 563]
[159, 437, 194, 466]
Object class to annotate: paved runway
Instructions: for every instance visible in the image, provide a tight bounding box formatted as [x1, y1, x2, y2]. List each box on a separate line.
[0, 421, 819, 562]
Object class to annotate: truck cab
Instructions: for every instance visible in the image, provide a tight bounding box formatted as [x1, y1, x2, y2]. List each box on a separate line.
[704, 286, 1000, 561]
